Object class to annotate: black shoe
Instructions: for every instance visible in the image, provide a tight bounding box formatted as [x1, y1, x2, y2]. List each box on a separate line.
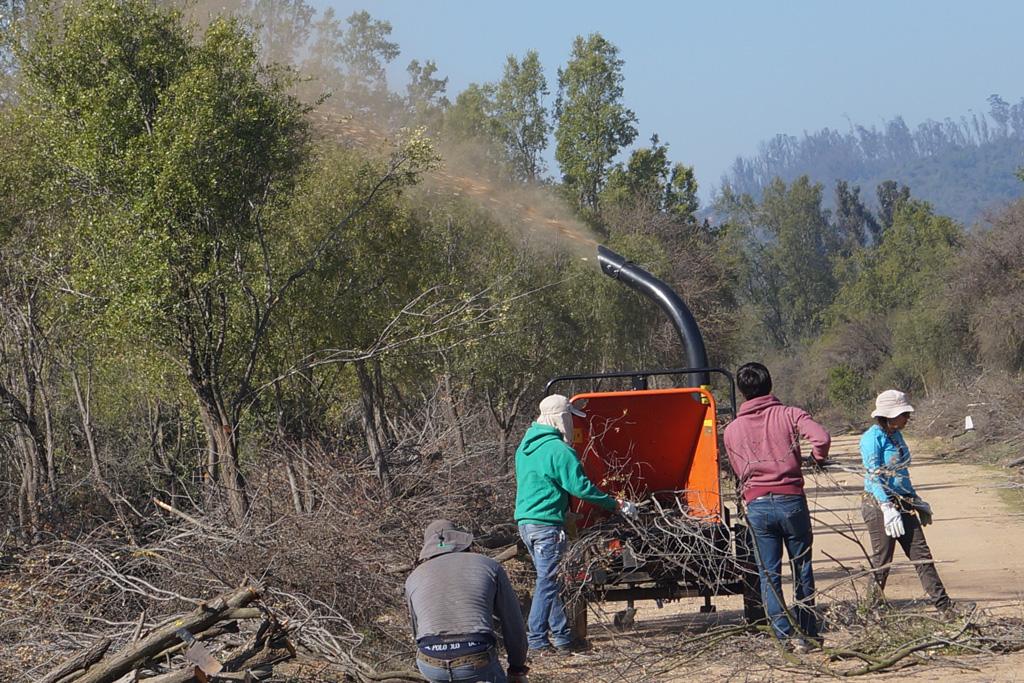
[554, 639, 590, 654]
[788, 638, 812, 655]
[939, 600, 977, 620]
[528, 646, 556, 658]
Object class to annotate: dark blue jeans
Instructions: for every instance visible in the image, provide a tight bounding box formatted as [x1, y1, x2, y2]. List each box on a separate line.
[518, 523, 572, 649]
[416, 649, 506, 682]
[745, 493, 818, 641]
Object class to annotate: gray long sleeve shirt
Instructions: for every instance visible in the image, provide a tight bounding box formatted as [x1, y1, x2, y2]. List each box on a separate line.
[405, 551, 528, 669]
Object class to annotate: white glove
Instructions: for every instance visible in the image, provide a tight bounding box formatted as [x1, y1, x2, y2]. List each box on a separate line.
[618, 499, 639, 520]
[880, 501, 905, 538]
[914, 499, 933, 526]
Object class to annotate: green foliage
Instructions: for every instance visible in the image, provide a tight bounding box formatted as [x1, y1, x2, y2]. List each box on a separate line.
[716, 176, 837, 349]
[445, 82, 499, 142]
[876, 180, 911, 230]
[405, 58, 448, 128]
[494, 50, 549, 182]
[338, 9, 399, 95]
[243, 0, 314, 65]
[18, 0, 310, 349]
[834, 180, 880, 250]
[554, 33, 637, 213]
[826, 364, 870, 414]
[832, 199, 962, 318]
[602, 135, 700, 221]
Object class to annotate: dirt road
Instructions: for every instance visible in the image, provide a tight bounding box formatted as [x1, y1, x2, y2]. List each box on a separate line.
[538, 433, 1024, 682]
[809, 434, 1024, 616]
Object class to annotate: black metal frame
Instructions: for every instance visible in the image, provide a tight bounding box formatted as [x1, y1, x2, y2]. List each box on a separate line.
[549, 245, 763, 623]
[544, 366, 737, 418]
[546, 366, 760, 617]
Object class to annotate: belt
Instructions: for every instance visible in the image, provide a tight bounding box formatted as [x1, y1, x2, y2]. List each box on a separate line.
[416, 648, 492, 669]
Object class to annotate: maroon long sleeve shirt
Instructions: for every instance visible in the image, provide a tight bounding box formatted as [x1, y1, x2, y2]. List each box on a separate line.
[723, 394, 831, 503]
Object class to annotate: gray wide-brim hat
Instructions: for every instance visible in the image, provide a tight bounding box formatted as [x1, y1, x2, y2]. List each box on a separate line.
[871, 389, 915, 419]
[418, 519, 474, 561]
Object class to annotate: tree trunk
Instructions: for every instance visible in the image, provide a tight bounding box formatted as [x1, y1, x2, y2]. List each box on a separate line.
[271, 379, 305, 515]
[498, 429, 509, 474]
[300, 441, 314, 513]
[2, 382, 49, 536]
[72, 368, 137, 544]
[38, 381, 58, 496]
[15, 435, 42, 535]
[148, 401, 179, 500]
[441, 370, 467, 460]
[355, 360, 392, 497]
[192, 382, 249, 526]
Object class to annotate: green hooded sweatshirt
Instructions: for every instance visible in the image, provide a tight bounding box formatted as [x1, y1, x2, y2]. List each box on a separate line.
[514, 423, 617, 526]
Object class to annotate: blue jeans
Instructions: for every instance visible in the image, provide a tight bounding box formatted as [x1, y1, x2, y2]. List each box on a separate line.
[518, 523, 572, 649]
[745, 493, 818, 641]
[416, 649, 506, 682]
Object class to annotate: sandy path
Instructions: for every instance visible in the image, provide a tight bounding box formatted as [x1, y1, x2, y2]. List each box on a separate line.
[568, 433, 1024, 681]
[809, 434, 1024, 614]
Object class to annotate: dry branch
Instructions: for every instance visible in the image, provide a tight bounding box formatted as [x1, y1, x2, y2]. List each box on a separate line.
[72, 585, 260, 683]
[39, 638, 111, 683]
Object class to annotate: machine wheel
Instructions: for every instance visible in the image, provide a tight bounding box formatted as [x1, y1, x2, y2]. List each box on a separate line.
[612, 607, 636, 631]
[734, 523, 765, 625]
[569, 598, 589, 642]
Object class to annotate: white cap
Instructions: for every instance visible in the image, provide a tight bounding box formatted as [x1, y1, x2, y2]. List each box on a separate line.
[871, 389, 915, 419]
[538, 394, 586, 418]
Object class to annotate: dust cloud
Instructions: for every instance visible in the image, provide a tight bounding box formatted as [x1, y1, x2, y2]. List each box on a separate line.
[179, 1, 599, 258]
[311, 107, 599, 259]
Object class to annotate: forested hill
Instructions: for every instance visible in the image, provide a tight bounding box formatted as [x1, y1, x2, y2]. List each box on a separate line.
[723, 96, 1024, 226]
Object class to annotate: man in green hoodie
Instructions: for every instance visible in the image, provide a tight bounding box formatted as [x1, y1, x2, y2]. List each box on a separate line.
[514, 394, 636, 654]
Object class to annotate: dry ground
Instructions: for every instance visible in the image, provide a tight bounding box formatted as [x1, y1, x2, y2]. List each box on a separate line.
[527, 433, 1024, 682]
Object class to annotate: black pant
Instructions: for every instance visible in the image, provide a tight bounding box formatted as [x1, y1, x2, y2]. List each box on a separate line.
[861, 498, 950, 608]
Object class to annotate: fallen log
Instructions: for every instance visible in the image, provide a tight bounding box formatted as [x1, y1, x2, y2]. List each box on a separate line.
[39, 638, 111, 683]
[72, 584, 260, 683]
[136, 626, 294, 682]
[145, 620, 241, 667]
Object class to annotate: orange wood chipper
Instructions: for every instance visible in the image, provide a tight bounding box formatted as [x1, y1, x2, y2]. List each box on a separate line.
[548, 245, 762, 631]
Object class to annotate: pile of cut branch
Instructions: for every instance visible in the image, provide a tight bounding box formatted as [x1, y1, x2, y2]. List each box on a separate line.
[37, 584, 295, 683]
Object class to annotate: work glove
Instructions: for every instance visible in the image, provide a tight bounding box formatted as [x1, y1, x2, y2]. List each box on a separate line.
[913, 498, 933, 526]
[880, 501, 905, 538]
[618, 499, 639, 520]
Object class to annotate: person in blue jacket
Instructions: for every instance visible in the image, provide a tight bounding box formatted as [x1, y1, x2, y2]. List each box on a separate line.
[860, 390, 969, 618]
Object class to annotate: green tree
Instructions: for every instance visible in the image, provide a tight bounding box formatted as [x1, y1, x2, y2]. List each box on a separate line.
[445, 82, 499, 142]
[834, 180, 880, 250]
[304, 9, 400, 111]
[242, 0, 314, 65]
[554, 33, 638, 213]
[602, 135, 700, 221]
[13, 0, 432, 523]
[406, 58, 449, 128]
[716, 177, 837, 348]
[876, 180, 911, 230]
[762, 176, 837, 345]
[833, 199, 961, 316]
[494, 50, 549, 182]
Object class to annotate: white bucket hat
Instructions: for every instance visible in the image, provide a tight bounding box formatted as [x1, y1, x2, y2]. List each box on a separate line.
[537, 394, 585, 440]
[871, 389, 915, 419]
[538, 394, 586, 418]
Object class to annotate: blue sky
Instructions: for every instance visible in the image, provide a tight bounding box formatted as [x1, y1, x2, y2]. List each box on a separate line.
[314, 1, 1023, 201]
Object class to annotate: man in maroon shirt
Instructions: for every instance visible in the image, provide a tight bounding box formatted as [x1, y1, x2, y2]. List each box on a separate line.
[723, 362, 831, 653]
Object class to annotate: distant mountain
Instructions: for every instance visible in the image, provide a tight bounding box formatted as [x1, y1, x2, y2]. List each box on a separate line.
[720, 95, 1024, 226]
